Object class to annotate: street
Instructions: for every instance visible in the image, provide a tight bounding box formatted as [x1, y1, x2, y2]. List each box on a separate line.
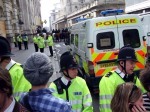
[11, 42, 99, 112]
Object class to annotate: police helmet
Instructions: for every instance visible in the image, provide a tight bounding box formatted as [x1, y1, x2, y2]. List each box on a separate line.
[60, 51, 71, 60]
[60, 54, 78, 71]
[117, 45, 137, 62]
[0, 36, 14, 57]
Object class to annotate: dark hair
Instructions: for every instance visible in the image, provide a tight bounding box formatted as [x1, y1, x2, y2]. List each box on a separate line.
[140, 67, 150, 92]
[0, 67, 13, 97]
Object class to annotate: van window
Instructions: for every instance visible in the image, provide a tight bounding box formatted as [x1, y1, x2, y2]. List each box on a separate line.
[96, 32, 115, 50]
[71, 34, 74, 44]
[79, 34, 86, 51]
[123, 29, 141, 48]
[75, 34, 78, 47]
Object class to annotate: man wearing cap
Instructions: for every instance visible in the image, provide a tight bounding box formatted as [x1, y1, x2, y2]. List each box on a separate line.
[19, 52, 72, 112]
[0, 36, 31, 100]
[50, 53, 93, 112]
[99, 45, 145, 112]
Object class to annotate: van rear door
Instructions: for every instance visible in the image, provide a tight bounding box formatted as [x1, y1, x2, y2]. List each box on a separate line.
[93, 16, 120, 77]
[116, 15, 146, 71]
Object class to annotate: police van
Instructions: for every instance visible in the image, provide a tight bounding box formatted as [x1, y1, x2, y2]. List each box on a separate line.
[139, 12, 150, 59]
[68, 9, 147, 92]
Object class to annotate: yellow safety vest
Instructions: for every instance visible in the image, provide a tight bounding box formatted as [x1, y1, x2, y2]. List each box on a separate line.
[47, 36, 53, 46]
[99, 71, 145, 112]
[50, 76, 93, 112]
[8, 61, 31, 101]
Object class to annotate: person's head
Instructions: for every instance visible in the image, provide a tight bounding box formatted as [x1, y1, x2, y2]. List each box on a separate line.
[140, 67, 150, 92]
[0, 68, 12, 97]
[0, 36, 13, 68]
[111, 83, 143, 112]
[60, 52, 78, 79]
[117, 45, 137, 75]
[23, 52, 54, 86]
[0, 68, 13, 111]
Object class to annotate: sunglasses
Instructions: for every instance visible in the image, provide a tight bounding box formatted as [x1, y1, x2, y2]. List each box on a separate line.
[129, 84, 138, 100]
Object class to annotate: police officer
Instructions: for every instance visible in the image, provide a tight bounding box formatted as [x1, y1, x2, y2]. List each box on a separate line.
[50, 53, 93, 112]
[46, 33, 53, 57]
[0, 36, 31, 100]
[22, 33, 28, 50]
[99, 45, 145, 112]
[17, 34, 22, 50]
[13, 36, 17, 47]
[37, 33, 45, 53]
[33, 33, 39, 52]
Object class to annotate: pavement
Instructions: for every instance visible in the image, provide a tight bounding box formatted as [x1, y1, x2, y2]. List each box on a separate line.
[11, 43, 62, 82]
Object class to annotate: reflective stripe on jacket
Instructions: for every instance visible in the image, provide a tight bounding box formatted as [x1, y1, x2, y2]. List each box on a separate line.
[99, 70, 145, 112]
[50, 76, 93, 112]
[23, 36, 28, 41]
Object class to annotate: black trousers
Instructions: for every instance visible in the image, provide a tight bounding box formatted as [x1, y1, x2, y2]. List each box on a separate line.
[18, 42, 22, 50]
[23, 41, 28, 50]
[49, 46, 53, 56]
[14, 42, 17, 47]
[40, 48, 44, 53]
[34, 43, 38, 52]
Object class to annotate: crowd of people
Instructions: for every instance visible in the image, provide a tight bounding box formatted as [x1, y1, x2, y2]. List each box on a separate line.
[13, 33, 29, 50]
[1, 32, 150, 112]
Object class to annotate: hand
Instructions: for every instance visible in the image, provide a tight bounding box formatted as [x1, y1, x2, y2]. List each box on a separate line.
[131, 105, 146, 112]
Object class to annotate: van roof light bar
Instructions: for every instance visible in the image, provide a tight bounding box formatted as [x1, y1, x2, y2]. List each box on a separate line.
[101, 9, 124, 16]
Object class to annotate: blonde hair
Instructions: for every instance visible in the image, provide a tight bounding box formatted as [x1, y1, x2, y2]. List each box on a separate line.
[111, 82, 142, 112]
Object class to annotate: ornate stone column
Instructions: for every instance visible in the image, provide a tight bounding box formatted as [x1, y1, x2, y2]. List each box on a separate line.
[3, 0, 13, 42]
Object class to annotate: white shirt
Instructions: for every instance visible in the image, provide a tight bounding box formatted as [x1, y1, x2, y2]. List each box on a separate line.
[115, 68, 126, 78]
[6, 59, 16, 70]
[61, 76, 72, 86]
[4, 97, 15, 112]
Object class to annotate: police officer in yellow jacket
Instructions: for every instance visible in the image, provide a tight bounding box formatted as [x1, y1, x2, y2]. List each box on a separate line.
[50, 52, 93, 112]
[99, 45, 145, 112]
[33, 33, 39, 52]
[47, 33, 53, 57]
[37, 33, 45, 53]
[17, 34, 22, 50]
[0, 36, 31, 100]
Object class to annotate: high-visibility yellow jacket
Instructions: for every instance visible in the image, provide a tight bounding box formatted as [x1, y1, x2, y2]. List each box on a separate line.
[47, 36, 53, 46]
[50, 76, 93, 112]
[6, 60, 31, 101]
[33, 36, 38, 44]
[17, 35, 22, 42]
[99, 70, 145, 112]
[13, 37, 16, 42]
[22, 36, 28, 41]
[37, 36, 45, 48]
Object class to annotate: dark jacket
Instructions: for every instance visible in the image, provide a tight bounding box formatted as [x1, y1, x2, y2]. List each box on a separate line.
[13, 100, 29, 112]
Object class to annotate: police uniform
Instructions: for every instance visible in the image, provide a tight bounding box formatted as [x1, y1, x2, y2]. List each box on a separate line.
[33, 35, 38, 52]
[0, 36, 31, 100]
[99, 46, 145, 112]
[37, 34, 45, 53]
[50, 54, 93, 112]
[47, 35, 53, 56]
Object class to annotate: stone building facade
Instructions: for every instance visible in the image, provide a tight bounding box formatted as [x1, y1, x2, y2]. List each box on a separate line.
[51, 0, 125, 30]
[0, 0, 41, 42]
[125, 0, 150, 14]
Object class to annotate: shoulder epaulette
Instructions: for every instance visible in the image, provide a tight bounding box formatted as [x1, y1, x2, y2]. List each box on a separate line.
[105, 72, 113, 77]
